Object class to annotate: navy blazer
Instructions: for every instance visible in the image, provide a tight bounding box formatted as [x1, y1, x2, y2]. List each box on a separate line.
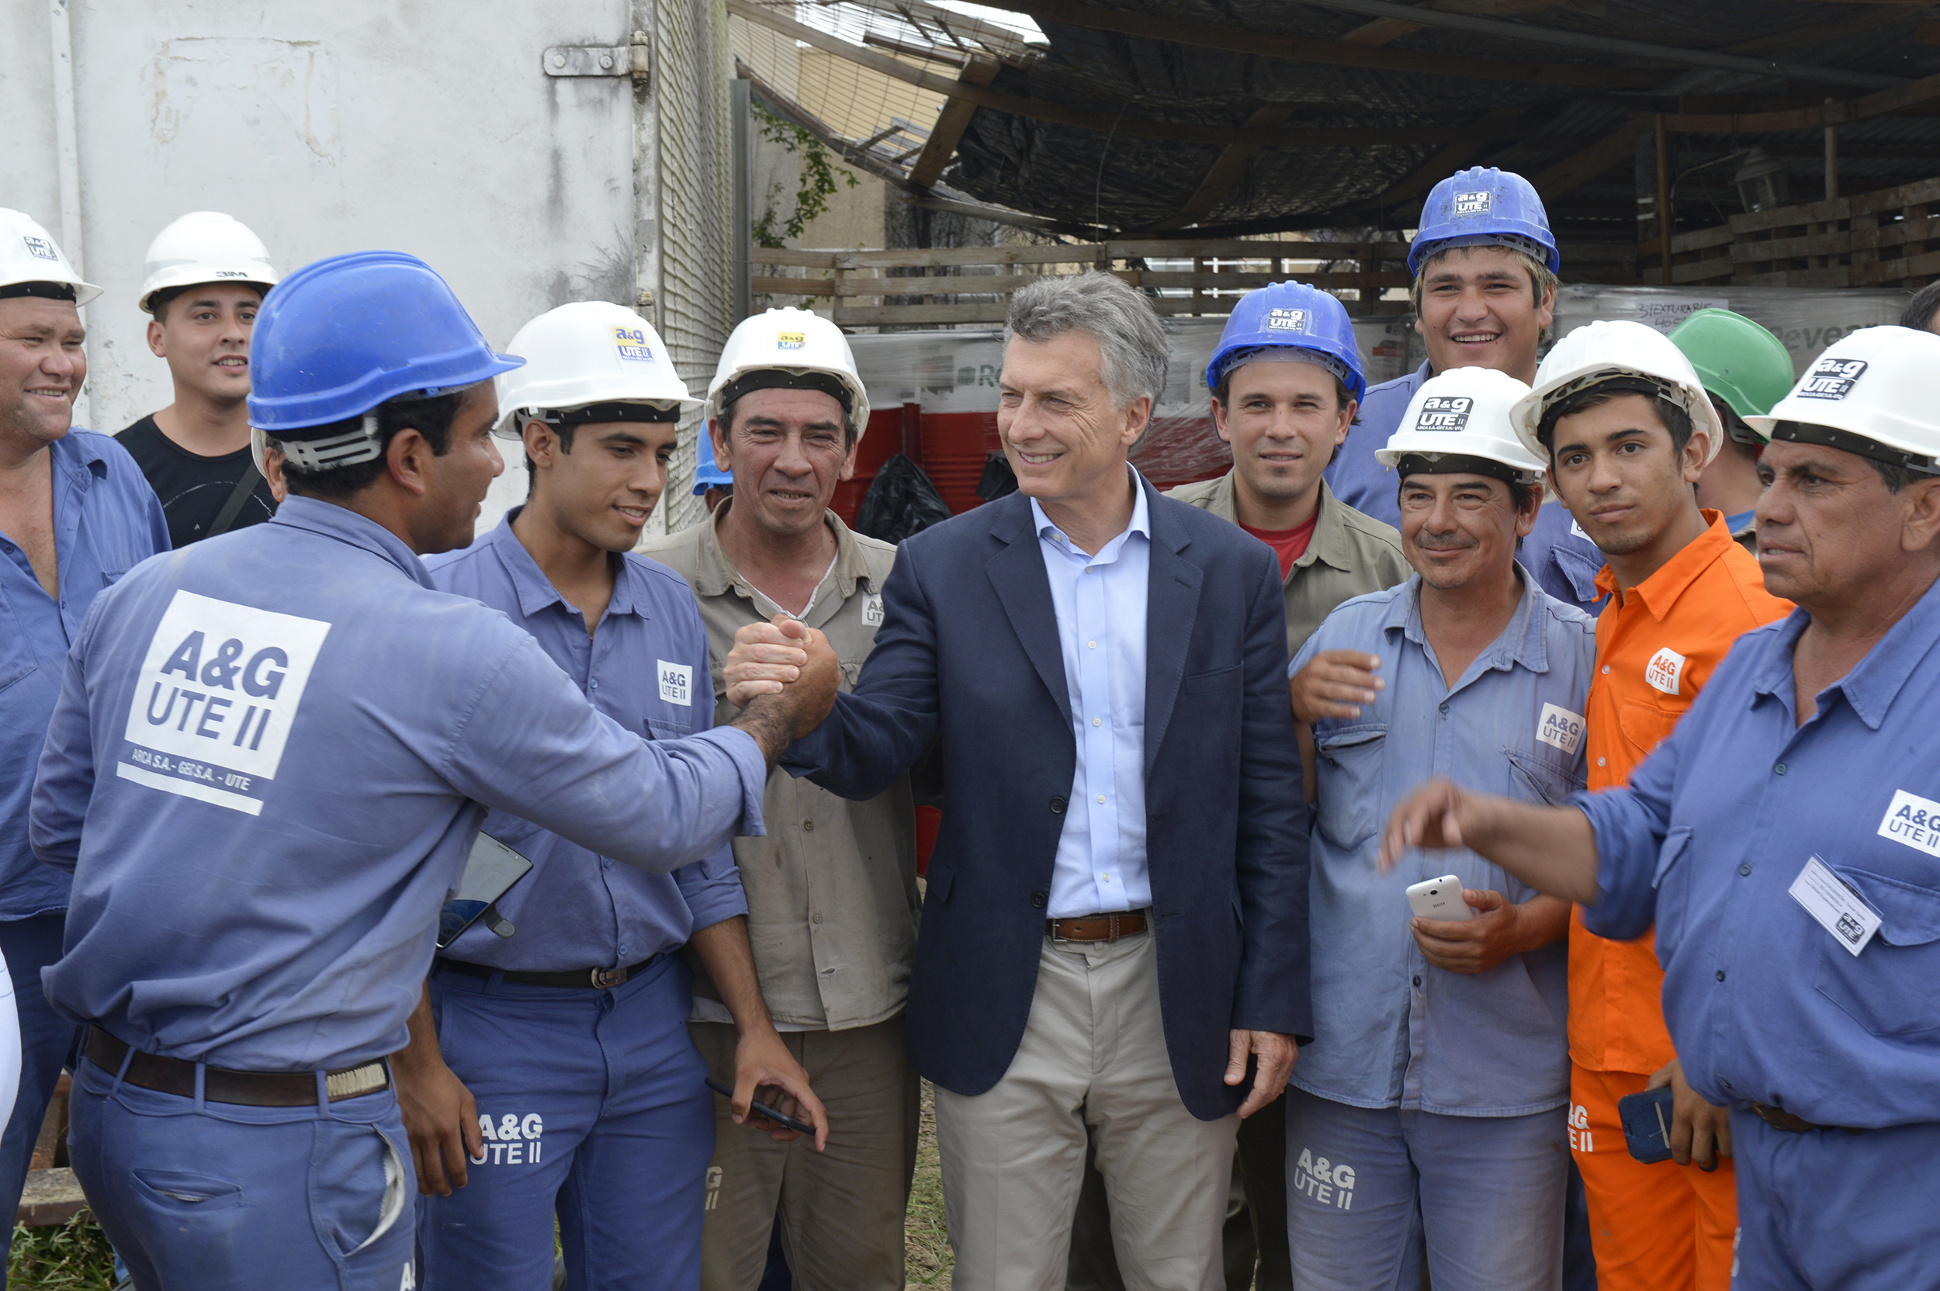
[785, 476, 1312, 1120]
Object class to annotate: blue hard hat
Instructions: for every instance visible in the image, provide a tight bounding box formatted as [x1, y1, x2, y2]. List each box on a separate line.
[248, 251, 524, 433]
[1206, 281, 1366, 404]
[1409, 167, 1560, 276]
[692, 426, 733, 494]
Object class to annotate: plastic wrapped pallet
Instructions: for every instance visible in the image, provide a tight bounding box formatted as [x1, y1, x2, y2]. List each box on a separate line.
[1551, 284, 1908, 377]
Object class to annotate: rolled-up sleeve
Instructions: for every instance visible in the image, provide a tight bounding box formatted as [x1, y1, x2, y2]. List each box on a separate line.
[674, 845, 749, 931]
[1572, 720, 1680, 942]
[443, 633, 767, 873]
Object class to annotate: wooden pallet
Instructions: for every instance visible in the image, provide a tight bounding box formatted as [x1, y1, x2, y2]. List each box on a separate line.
[1661, 175, 1940, 289]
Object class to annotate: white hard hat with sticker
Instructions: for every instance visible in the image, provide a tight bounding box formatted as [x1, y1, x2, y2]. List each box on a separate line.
[1746, 325, 1940, 469]
[138, 212, 278, 313]
[706, 307, 869, 441]
[1379, 367, 1549, 491]
[1510, 319, 1725, 467]
[0, 208, 100, 306]
[494, 301, 696, 437]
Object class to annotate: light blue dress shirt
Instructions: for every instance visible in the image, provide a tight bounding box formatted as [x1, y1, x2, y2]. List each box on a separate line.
[425, 512, 746, 972]
[1579, 578, 1940, 1129]
[0, 430, 168, 919]
[1030, 470, 1153, 917]
[1291, 570, 1594, 1115]
[30, 496, 766, 1071]
[1327, 360, 1607, 616]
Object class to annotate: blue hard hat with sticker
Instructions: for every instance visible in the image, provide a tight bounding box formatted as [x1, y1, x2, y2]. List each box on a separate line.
[1409, 167, 1560, 276]
[1206, 281, 1366, 403]
[248, 251, 523, 433]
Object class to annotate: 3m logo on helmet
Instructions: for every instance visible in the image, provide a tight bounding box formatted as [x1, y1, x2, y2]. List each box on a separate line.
[1415, 395, 1473, 432]
[1266, 308, 1309, 331]
[777, 331, 806, 350]
[1452, 191, 1492, 216]
[1796, 357, 1868, 401]
[612, 325, 654, 363]
[21, 236, 58, 261]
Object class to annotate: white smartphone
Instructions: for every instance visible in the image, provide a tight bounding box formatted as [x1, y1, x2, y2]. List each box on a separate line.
[1405, 875, 1473, 922]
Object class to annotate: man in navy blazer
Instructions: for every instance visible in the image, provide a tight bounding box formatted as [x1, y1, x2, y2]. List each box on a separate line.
[727, 273, 1311, 1289]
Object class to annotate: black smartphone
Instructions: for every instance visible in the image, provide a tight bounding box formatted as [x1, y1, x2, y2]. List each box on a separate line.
[1617, 1085, 1676, 1164]
[705, 1076, 814, 1135]
[437, 833, 534, 949]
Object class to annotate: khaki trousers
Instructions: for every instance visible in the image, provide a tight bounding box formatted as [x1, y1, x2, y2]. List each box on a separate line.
[935, 930, 1239, 1291]
[690, 1015, 919, 1291]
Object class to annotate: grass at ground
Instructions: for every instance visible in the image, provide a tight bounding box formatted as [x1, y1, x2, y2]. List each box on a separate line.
[10, 1217, 117, 1290]
[904, 1080, 953, 1288]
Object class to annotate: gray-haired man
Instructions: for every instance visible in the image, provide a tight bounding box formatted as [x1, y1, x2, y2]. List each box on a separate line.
[724, 272, 1311, 1288]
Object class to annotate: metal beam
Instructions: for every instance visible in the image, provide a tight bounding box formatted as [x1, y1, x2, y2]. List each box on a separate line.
[1528, 120, 1643, 200]
[1653, 70, 1940, 132]
[1282, 0, 1903, 90]
[727, 0, 1475, 147]
[907, 54, 1001, 188]
[978, 0, 1656, 87]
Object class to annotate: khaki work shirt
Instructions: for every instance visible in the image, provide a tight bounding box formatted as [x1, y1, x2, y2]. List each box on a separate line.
[639, 504, 920, 1030]
[1165, 473, 1410, 655]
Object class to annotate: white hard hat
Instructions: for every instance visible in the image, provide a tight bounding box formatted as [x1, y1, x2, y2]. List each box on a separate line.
[1510, 319, 1725, 467]
[706, 307, 869, 440]
[1745, 325, 1940, 471]
[494, 301, 696, 438]
[0, 208, 99, 307]
[1378, 367, 1549, 492]
[138, 212, 278, 313]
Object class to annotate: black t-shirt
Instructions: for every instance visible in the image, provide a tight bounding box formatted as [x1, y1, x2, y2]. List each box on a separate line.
[118, 415, 277, 548]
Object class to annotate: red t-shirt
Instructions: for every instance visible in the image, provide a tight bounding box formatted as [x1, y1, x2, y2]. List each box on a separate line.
[1239, 512, 1320, 581]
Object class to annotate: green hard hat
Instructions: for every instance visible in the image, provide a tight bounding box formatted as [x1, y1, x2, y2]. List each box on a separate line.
[1667, 308, 1795, 422]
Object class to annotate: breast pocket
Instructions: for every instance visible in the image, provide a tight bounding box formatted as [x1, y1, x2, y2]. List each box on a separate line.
[1505, 747, 1584, 807]
[1618, 697, 1685, 763]
[1314, 723, 1387, 850]
[1814, 865, 1940, 1037]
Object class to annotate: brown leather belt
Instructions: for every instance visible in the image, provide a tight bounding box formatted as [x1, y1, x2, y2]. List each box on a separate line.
[1047, 910, 1148, 943]
[1751, 1102, 1862, 1135]
[85, 1028, 389, 1107]
[439, 953, 662, 990]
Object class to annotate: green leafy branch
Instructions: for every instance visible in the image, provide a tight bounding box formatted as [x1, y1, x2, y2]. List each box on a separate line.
[752, 101, 859, 249]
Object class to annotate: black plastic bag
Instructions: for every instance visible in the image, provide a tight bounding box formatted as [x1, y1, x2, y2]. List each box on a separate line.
[852, 453, 952, 544]
[976, 450, 1018, 502]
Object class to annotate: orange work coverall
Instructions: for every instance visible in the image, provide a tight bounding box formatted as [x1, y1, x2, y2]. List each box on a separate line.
[1571, 512, 1790, 1291]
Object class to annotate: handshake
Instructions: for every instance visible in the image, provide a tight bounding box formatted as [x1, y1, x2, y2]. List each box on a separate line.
[724, 615, 842, 765]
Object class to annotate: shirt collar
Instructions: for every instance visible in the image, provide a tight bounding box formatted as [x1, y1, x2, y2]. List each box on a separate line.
[269, 495, 434, 589]
[1592, 509, 1734, 620]
[699, 499, 879, 603]
[1030, 465, 1152, 557]
[478, 508, 644, 621]
[1383, 562, 1552, 676]
[1749, 576, 1940, 732]
[49, 429, 109, 487]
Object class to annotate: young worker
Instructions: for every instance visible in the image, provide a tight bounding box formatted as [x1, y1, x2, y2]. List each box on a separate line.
[29, 252, 838, 1290]
[1162, 280, 1408, 1288]
[1387, 323, 1940, 1290]
[0, 208, 168, 1277]
[401, 302, 825, 1289]
[1286, 367, 1589, 1290]
[1510, 319, 1790, 1291]
[119, 212, 280, 545]
[642, 308, 922, 1291]
[1668, 308, 1794, 548]
[1327, 168, 1604, 616]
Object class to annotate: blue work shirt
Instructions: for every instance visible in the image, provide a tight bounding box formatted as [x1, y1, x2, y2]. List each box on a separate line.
[0, 430, 168, 920]
[1030, 472, 1152, 916]
[1292, 570, 1593, 1115]
[29, 496, 767, 1072]
[1328, 360, 1606, 616]
[1578, 577, 1940, 1129]
[424, 512, 746, 973]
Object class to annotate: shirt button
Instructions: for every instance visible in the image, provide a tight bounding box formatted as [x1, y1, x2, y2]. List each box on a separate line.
[1596, 757, 1606, 767]
[1093, 717, 1102, 727]
[1088, 640, 1097, 650]
[1411, 976, 1422, 987]
[1740, 863, 1753, 876]
[618, 942, 629, 956]
[601, 858, 612, 870]
[802, 820, 814, 832]
[1097, 795, 1106, 804]
[1601, 665, 1610, 675]
[1716, 970, 1727, 981]
[811, 912, 822, 925]
[1438, 701, 1449, 715]
[589, 678, 599, 690]
[1775, 763, 1787, 775]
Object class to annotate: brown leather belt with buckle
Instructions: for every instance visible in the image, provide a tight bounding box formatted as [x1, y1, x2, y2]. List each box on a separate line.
[85, 1028, 388, 1107]
[440, 954, 661, 990]
[1751, 1102, 1862, 1135]
[1047, 910, 1149, 943]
